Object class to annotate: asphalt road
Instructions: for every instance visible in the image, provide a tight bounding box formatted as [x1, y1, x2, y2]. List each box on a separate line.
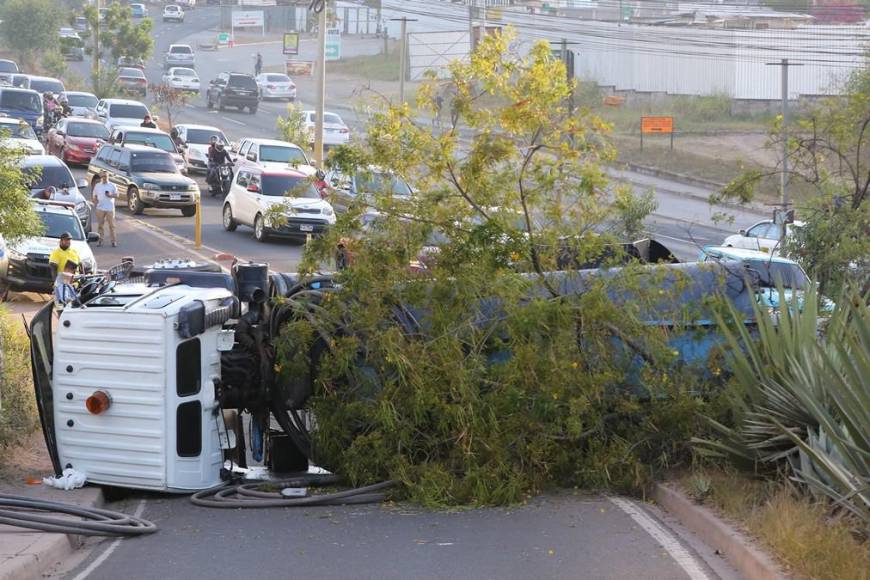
[51, 490, 738, 580]
[56, 4, 766, 278]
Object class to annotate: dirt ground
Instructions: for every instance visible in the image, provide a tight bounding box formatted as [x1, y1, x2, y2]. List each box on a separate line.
[0, 431, 54, 486]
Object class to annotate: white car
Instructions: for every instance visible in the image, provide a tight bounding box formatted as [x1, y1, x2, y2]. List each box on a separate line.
[234, 137, 315, 176]
[61, 91, 99, 118]
[302, 110, 350, 147]
[164, 44, 195, 70]
[94, 98, 152, 132]
[161, 67, 200, 92]
[222, 167, 335, 243]
[0, 117, 44, 154]
[21, 155, 92, 230]
[172, 123, 229, 173]
[255, 73, 296, 101]
[0, 201, 99, 300]
[722, 219, 805, 255]
[176, 0, 196, 7]
[162, 4, 184, 22]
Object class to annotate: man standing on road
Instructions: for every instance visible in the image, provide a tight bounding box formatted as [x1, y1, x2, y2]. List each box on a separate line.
[255, 52, 263, 76]
[92, 171, 118, 247]
[141, 115, 157, 129]
[49, 232, 80, 285]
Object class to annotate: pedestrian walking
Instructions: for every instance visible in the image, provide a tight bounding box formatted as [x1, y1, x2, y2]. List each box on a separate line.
[255, 52, 263, 76]
[92, 171, 118, 247]
[433, 93, 444, 128]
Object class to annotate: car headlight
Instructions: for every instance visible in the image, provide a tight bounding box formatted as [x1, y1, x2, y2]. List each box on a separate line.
[322, 206, 334, 216]
[186, 183, 198, 192]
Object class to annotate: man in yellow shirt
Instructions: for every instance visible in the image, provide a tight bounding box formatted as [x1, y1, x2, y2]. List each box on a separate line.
[49, 232, 81, 282]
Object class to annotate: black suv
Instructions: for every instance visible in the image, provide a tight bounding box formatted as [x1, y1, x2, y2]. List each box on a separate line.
[206, 72, 260, 114]
[86, 144, 200, 216]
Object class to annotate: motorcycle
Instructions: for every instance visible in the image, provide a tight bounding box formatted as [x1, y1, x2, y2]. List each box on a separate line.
[209, 162, 233, 197]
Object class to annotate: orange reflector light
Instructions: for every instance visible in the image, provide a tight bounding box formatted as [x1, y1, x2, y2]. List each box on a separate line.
[85, 391, 111, 415]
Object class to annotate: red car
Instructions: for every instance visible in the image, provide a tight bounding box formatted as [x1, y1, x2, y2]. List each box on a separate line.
[46, 117, 110, 165]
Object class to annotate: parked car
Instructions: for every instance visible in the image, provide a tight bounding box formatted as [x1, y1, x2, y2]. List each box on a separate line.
[177, 0, 196, 7]
[116, 67, 148, 97]
[324, 166, 412, 213]
[164, 44, 195, 70]
[722, 219, 805, 255]
[161, 67, 200, 92]
[0, 117, 44, 155]
[86, 144, 199, 216]
[173, 123, 228, 173]
[254, 73, 296, 101]
[117, 56, 146, 71]
[222, 167, 335, 242]
[46, 117, 110, 165]
[61, 91, 99, 118]
[0, 59, 19, 85]
[94, 98, 152, 132]
[20, 155, 92, 229]
[302, 110, 350, 148]
[110, 126, 186, 173]
[26, 75, 65, 95]
[73, 16, 88, 32]
[59, 31, 85, 61]
[0, 200, 99, 300]
[130, 3, 148, 18]
[206, 72, 259, 114]
[0, 87, 44, 135]
[9, 74, 29, 88]
[163, 4, 185, 22]
[234, 137, 314, 175]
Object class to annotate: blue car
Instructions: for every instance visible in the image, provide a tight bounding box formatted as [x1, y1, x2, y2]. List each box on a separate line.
[0, 88, 44, 135]
[130, 3, 147, 18]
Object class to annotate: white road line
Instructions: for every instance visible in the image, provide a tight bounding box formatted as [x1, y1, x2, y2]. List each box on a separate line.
[220, 116, 246, 126]
[608, 496, 712, 580]
[70, 499, 147, 580]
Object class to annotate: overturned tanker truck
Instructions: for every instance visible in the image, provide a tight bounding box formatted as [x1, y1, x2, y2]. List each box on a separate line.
[28, 258, 761, 492]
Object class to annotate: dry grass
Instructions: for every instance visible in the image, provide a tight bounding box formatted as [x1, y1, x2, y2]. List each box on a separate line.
[0, 307, 38, 449]
[680, 469, 870, 580]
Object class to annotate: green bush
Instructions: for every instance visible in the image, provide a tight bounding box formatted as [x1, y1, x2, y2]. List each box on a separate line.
[0, 307, 38, 447]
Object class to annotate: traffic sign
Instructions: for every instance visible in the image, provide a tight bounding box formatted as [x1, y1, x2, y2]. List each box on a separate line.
[283, 32, 299, 55]
[325, 27, 341, 61]
[641, 116, 674, 134]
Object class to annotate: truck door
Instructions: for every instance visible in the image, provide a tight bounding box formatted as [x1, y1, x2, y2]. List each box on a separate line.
[28, 302, 61, 475]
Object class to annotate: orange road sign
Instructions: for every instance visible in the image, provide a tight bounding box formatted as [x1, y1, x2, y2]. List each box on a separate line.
[641, 116, 674, 134]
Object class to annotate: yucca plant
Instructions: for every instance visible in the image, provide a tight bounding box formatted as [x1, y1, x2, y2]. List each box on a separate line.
[693, 287, 869, 525]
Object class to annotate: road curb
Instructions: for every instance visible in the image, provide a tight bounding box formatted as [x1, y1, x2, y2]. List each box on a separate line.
[0, 486, 104, 580]
[653, 483, 787, 580]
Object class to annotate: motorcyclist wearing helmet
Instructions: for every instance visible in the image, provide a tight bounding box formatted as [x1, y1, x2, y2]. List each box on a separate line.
[207, 140, 233, 192]
[57, 93, 72, 117]
[43, 92, 58, 133]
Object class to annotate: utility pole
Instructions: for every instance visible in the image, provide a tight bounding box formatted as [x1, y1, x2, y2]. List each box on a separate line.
[765, 58, 803, 212]
[314, 1, 327, 167]
[391, 17, 417, 104]
[93, 0, 101, 83]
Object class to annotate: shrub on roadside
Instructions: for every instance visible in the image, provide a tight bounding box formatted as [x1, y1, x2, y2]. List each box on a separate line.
[0, 307, 38, 448]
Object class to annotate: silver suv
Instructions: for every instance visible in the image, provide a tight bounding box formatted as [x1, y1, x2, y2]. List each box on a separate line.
[164, 44, 194, 70]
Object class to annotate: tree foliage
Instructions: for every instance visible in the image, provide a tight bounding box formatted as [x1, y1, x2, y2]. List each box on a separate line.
[718, 65, 870, 295]
[273, 30, 707, 505]
[0, 0, 63, 66]
[277, 104, 311, 150]
[149, 84, 189, 129]
[81, 2, 153, 66]
[0, 140, 44, 243]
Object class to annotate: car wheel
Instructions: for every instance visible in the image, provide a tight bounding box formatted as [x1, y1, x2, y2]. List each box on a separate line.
[206, 93, 213, 109]
[127, 186, 144, 215]
[254, 214, 268, 242]
[218, 97, 226, 111]
[181, 205, 196, 217]
[222, 204, 237, 231]
[249, 105, 257, 114]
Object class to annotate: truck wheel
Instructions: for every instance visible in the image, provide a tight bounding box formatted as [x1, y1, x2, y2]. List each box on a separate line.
[249, 105, 258, 114]
[218, 97, 226, 111]
[0, 279, 9, 302]
[254, 214, 268, 243]
[206, 94, 213, 109]
[222, 204, 237, 231]
[127, 186, 144, 215]
[181, 205, 196, 217]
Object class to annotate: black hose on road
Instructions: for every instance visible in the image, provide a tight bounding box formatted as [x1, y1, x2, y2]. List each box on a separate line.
[0, 494, 157, 537]
[190, 477, 397, 508]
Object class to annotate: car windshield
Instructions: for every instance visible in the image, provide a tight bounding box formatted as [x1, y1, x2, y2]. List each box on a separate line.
[0, 61, 18, 73]
[170, 46, 192, 54]
[29, 79, 64, 94]
[119, 68, 145, 78]
[229, 75, 258, 89]
[131, 151, 177, 173]
[0, 122, 36, 139]
[66, 93, 98, 108]
[24, 165, 74, 190]
[266, 74, 290, 82]
[744, 260, 809, 291]
[11, 76, 28, 88]
[259, 145, 308, 165]
[39, 211, 84, 241]
[172, 68, 196, 77]
[125, 132, 175, 152]
[185, 129, 226, 144]
[0, 90, 41, 112]
[357, 171, 412, 196]
[67, 122, 109, 139]
[109, 104, 149, 118]
[309, 113, 343, 125]
[260, 175, 320, 198]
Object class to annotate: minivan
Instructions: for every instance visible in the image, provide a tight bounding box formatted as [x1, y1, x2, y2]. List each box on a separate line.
[0, 88, 44, 134]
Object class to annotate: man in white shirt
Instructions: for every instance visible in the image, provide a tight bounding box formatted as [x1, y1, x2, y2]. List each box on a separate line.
[92, 171, 118, 247]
